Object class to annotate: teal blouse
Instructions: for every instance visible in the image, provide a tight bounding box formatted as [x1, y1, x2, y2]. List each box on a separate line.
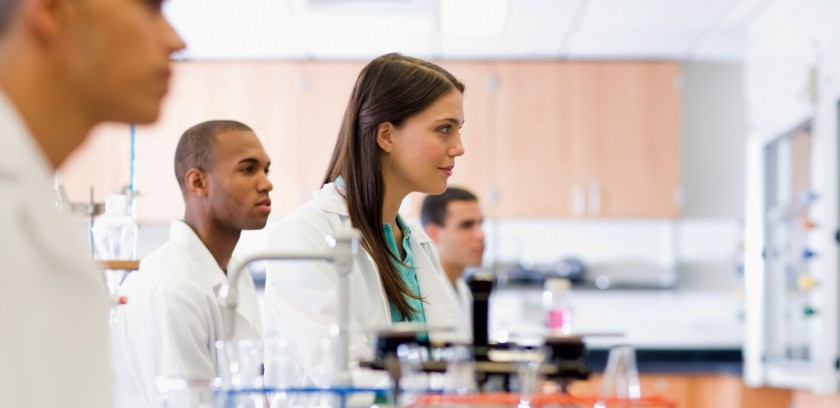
[383, 215, 426, 323]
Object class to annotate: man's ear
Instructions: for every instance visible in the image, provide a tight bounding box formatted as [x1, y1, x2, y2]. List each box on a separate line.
[425, 223, 440, 243]
[375, 122, 395, 153]
[22, 0, 74, 40]
[184, 168, 208, 197]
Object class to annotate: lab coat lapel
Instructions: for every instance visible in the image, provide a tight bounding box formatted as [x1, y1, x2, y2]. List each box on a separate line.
[170, 221, 226, 289]
[410, 228, 458, 333]
[314, 183, 392, 322]
[170, 221, 260, 337]
[230, 265, 262, 338]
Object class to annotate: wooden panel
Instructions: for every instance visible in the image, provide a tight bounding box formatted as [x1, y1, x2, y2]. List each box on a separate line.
[492, 61, 575, 217]
[59, 122, 131, 206]
[289, 61, 365, 208]
[568, 373, 799, 408]
[567, 62, 681, 218]
[688, 374, 742, 408]
[568, 374, 688, 407]
[639, 374, 691, 407]
[789, 390, 840, 408]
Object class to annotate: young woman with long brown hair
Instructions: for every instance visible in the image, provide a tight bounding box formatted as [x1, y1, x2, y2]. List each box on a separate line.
[264, 53, 467, 386]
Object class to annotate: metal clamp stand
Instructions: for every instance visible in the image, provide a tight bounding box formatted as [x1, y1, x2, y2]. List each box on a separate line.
[219, 225, 361, 386]
[361, 271, 593, 401]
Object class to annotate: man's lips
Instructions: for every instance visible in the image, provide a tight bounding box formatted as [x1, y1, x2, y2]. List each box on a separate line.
[257, 198, 271, 212]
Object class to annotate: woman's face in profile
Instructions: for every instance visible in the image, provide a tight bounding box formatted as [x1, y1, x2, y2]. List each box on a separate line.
[380, 89, 466, 196]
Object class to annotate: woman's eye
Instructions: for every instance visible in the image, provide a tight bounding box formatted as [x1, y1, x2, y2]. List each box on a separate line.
[438, 125, 451, 134]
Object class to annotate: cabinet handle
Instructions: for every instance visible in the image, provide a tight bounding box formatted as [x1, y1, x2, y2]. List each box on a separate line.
[588, 182, 601, 216]
[573, 186, 586, 216]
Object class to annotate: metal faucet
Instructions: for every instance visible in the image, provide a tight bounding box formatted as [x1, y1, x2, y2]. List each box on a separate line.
[218, 225, 361, 386]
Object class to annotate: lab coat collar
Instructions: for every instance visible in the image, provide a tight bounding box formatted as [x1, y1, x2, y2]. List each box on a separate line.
[168, 220, 226, 289]
[312, 182, 434, 245]
[313, 182, 349, 217]
[0, 89, 50, 180]
[168, 220, 261, 334]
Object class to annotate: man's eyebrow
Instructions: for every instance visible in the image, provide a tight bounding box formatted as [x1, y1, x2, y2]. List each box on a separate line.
[238, 158, 260, 164]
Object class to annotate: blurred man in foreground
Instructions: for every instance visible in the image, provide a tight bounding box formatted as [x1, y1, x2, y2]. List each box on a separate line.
[0, 0, 184, 405]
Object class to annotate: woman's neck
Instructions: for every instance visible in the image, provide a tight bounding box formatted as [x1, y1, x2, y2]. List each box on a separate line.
[381, 171, 408, 227]
[381, 190, 404, 228]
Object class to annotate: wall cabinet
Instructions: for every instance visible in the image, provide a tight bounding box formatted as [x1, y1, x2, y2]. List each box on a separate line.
[491, 62, 576, 217]
[60, 61, 681, 222]
[492, 61, 681, 218]
[567, 62, 681, 218]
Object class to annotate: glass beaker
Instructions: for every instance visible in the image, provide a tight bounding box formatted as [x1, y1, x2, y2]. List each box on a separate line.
[513, 345, 549, 408]
[154, 376, 214, 408]
[442, 344, 477, 396]
[215, 339, 266, 408]
[596, 345, 641, 408]
[263, 337, 307, 408]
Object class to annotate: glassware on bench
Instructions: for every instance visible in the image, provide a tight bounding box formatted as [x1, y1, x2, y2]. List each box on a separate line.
[596, 345, 641, 408]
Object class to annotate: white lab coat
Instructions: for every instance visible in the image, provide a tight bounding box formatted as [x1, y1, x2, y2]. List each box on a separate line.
[453, 278, 473, 334]
[112, 220, 262, 408]
[264, 182, 467, 387]
[0, 91, 111, 407]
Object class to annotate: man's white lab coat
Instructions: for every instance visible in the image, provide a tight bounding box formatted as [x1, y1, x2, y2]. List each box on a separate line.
[263, 182, 467, 388]
[0, 91, 111, 407]
[112, 220, 262, 407]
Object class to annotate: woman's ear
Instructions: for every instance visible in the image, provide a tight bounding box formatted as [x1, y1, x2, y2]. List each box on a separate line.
[184, 168, 208, 197]
[376, 122, 395, 153]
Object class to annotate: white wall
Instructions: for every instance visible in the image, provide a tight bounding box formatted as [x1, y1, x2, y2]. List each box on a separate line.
[680, 62, 745, 219]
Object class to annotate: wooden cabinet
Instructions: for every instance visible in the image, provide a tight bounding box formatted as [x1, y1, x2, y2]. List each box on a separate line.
[492, 62, 575, 217]
[491, 61, 681, 218]
[566, 62, 681, 218]
[60, 60, 681, 222]
[281, 61, 365, 212]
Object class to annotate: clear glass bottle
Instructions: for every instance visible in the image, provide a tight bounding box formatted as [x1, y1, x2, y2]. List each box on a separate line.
[92, 194, 138, 261]
[92, 194, 138, 298]
[543, 277, 573, 335]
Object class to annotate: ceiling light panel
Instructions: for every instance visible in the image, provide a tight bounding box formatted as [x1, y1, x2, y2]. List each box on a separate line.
[567, 0, 734, 59]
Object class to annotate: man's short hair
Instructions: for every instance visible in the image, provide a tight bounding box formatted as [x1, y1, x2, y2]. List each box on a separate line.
[173, 120, 252, 192]
[420, 187, 478, 228]
[0, 1, 20, 35]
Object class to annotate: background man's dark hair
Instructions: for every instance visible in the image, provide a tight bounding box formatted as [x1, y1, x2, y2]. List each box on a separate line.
[173, 120, 252, 193]
[421, 187, 478, 228]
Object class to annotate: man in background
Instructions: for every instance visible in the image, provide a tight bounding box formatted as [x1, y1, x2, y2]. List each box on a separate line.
[421, 187, 486, 330]
[112, 120, 272, 407]
[0, 0, 184, 406]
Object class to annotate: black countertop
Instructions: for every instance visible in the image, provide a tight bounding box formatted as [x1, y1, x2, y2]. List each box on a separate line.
[587, 348, 743, 375]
